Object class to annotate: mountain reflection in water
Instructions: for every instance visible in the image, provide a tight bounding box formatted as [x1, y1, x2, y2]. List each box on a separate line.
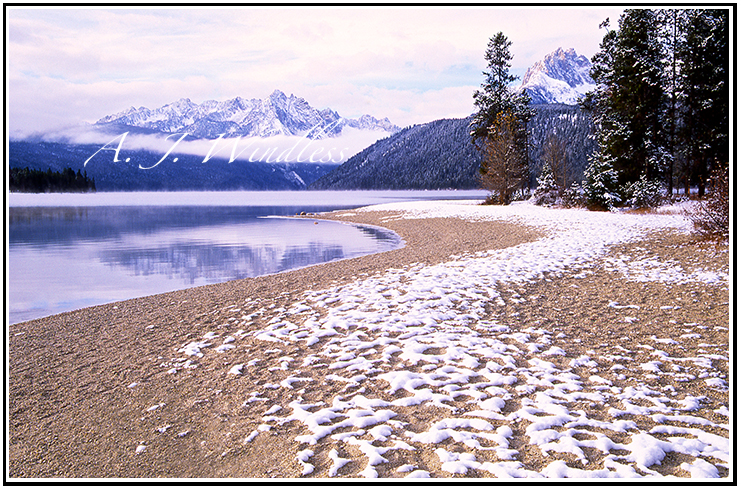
[9, 206, 402, 324]
[98, 239, 348, 284]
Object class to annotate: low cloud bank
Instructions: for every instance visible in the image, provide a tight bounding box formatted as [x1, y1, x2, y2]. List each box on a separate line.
[13, 125, 393, 166]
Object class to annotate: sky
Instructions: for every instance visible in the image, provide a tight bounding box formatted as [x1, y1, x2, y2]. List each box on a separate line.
[6, 5, 625, 138]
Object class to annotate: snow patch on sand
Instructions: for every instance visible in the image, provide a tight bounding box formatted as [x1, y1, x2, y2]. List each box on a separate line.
[160, 201, 728, 478]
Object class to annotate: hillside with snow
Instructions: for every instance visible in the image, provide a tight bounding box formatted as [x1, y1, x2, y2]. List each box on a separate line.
[520, 48, 596, 105]
[96, 90, 400, 140]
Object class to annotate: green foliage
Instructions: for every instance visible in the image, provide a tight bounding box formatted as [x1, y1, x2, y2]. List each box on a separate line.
[562, 182, 584, 208]
[588, 10, 666, 188]
[471, 32, 533, 206]
[470, 32, 533, 150]
[9, 166, 96, 193]
[586, 9, 729, 202]
[623, 173, 665, 208]
[677, 9, 729, 197]
[582, 156, 620, 210]
[532, 162, 559, 206]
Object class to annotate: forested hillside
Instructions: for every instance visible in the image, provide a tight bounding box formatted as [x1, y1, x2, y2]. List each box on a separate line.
[527, 103, 596, 187]
[8, 141, 338, 191]
[310, 104, 595, 190]
[310, 117, 482, 190]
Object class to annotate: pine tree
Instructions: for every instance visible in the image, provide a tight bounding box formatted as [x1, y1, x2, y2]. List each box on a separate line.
[587, 9, 728, 201]
[657, 9, 688, 196]
[470, 32, 533, 204]
[582, 155, 620, 210]
[677, 9, 729, 197]
[470, 32, 527, 147]
[589, 10, 667, 189]
[533, 160, 559, 206]
[624, 173, 665, 208]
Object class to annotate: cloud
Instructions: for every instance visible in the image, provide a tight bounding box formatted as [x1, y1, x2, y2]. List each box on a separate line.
[24, 123, 394, 165]
[7, 6, 625, 134]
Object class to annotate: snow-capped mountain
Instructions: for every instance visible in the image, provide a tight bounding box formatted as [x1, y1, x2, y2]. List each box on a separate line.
[96, 90, 400, 139]
[519, 47, 595, 105]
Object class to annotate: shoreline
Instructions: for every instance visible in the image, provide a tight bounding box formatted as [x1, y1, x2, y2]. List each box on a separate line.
[8, 206, 531, 328]
[7, 204, 729, 479]
[7, 213, 408, 327]
[8, 207, 543, 478]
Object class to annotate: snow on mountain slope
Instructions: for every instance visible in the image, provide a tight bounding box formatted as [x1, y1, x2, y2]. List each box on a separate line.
[96, 90, 400, 139]
[520, 48, 596, 105]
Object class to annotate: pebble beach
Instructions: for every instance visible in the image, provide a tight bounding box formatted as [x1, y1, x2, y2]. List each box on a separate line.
[7, 200, 730, 480]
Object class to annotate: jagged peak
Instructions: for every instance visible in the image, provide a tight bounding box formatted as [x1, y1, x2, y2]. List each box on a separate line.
[96, 90, 399, 138]
[520, 47, 595, 105]
[548, 47, 577, 59]
[269, 89, 289, 101]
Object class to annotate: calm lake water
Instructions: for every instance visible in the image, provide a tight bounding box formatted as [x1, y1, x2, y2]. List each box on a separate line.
[8, 190, 488, 324]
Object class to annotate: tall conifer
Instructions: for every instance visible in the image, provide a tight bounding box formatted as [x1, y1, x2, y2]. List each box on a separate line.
[588, 10, 666, 189]
[678, 9, 729, 197]
[470, 32, 532, 204]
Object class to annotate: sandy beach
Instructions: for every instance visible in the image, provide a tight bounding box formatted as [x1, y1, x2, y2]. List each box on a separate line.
[7, 201, 730, 479]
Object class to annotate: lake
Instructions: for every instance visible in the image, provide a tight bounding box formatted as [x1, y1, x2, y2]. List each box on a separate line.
[8, 190, 488, 324]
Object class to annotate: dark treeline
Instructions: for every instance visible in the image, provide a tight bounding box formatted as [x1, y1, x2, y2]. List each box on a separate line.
[527, 103, 596, 187]
[310, 105, 595, 191]
[584, 8, 728, 201]
[9, 166, 96, 193]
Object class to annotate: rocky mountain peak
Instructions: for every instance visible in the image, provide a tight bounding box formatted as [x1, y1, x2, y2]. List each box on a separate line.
[95, 90, 400, 139]
[520, 47, 595, 105]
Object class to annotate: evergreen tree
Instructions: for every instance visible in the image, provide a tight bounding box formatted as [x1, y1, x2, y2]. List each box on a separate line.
[470, 32, 533, 146]
[677, 9, 729, 197]
[470, 32, 533, 204]
[480, 111, 529, 205]
[582, 155, 620, 210]
[588, 10, 667, 189]
[533, 160, 559, 206]
[587, 9, 729, 201]
[657, 9, 688, 195]
[624, 173, 665, 208]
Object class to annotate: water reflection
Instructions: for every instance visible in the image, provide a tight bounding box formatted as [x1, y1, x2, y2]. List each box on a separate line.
[8, 205, 349, 247]
[8, 206, 402, 324]
[97, 237, 348, 284]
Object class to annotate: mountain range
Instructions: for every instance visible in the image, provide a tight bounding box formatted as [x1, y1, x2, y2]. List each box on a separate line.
[11, 48, 597, 191]
[519, 47, 595, 105]
[310, 48, 598, 190]
[95, 89, 400, 140]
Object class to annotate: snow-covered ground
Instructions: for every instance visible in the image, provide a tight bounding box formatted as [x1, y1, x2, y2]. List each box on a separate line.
[163, 200, 730, 479]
